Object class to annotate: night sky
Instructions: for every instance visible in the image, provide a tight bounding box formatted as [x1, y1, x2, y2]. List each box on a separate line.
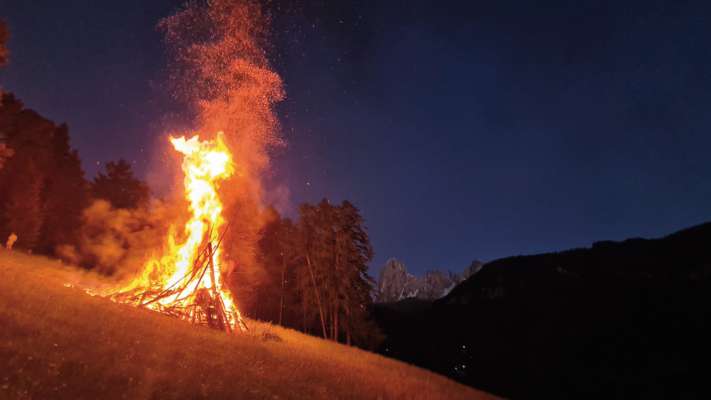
[2, 0, 710, 275]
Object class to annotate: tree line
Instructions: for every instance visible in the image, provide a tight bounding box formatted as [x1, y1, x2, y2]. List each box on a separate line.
[0, 93, 380, 346]
[0, 19, 8, 67]
[0, 21, 149, 252]
[256, 201, 381, 347]
[0, 19, 380, 348]
[0, 93, 149, 253]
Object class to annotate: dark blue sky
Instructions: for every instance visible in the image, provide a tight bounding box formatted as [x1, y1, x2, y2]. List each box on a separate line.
[2, 0, 710, 275]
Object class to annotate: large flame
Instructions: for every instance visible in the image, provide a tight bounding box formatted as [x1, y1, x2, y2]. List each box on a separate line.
[113, 132, 245, 332]
[80, 0, 280, 329]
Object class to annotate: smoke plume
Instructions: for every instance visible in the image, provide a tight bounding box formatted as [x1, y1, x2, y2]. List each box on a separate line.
[57, 200, 176, 278]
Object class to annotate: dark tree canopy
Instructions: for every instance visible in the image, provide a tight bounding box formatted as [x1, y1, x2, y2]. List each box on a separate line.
[91, 159, 149, 209]
[0, 19, 8, 66]
[255, 199, 382, 349]
[0, 93, 88, 252]
[37, 124, 89, 253]
[0, 143, 12, 170]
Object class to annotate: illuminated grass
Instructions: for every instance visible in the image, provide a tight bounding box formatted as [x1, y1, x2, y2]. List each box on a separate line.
[0, 249, 493, 399]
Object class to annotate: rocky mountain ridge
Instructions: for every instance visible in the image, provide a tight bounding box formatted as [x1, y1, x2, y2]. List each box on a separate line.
[375, 258, 483, 303]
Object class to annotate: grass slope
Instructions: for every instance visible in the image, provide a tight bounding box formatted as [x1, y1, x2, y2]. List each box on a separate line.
[0, 249, 491, 400]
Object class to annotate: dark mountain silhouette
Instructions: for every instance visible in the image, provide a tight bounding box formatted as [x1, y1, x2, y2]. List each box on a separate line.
[373, 222, 711, 399]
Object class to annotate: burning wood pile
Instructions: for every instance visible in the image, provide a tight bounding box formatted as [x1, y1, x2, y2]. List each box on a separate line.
[111, 229, 246, 333]
[103, 134, 247, 333]
[78, 0, 282, 335]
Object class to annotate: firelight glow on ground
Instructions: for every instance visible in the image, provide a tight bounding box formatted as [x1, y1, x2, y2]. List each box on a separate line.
[0, 249, 494, 400]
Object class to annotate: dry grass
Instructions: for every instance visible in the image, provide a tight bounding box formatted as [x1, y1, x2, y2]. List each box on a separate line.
[0, 249, 493, 400]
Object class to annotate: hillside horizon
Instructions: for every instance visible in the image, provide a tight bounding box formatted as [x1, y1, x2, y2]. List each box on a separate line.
[0, 249, 493, 400]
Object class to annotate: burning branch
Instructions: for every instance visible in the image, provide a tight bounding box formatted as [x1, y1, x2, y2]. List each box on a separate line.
[100, 134, 247, 333]
[112, 225, 247, 332]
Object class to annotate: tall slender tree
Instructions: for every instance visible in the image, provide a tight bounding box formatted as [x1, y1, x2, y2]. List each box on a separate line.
[254, 199, 381, 348]
[337, 201, 378, 346]
[37, 124, 89, 253]
[0, 22, 10, 169]
[292, 200, 379, 344]
[297, 202, 330, 338]
[0, 19, 8, 67]
[256, 208, 300, 324]
[2, 161, 43, 249]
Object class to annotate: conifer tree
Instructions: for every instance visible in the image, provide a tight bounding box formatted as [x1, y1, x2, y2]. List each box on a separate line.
[290, 200, 378, 344]
[37, 124, 89, 253]
[0, 20, 8, 67]
[297, 202, 330, 338]
[337, 201, 379, 347]
[91, 159, 149, 209]
[0, 93, 89, 253]
[256, 208, 300, 324]
[2, 161, 43, 249]
[0, 94, 55, 249]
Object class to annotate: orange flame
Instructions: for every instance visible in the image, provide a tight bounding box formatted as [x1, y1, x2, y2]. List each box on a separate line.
[113, 132, 245, 332]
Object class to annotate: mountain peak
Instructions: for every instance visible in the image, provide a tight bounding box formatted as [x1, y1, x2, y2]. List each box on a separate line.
[375, 259, 482, 302]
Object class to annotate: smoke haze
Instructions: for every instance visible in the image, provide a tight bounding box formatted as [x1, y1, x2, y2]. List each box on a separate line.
[156, 0, 285, 311]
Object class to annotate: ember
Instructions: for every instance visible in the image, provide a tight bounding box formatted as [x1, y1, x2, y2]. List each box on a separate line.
[73, 0, 281, 332]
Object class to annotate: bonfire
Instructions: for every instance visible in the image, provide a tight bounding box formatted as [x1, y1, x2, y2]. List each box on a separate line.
[108, 133, 247, 333]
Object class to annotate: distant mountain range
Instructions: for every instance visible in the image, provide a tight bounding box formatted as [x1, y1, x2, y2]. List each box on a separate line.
[374, 259, 483, 303]
[373, 222, 711, 399]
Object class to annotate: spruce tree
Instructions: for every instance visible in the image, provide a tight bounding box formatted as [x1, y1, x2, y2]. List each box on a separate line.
[91, 159, 149, 209]
[256, 208, 300, 324]
[337, 201, 380, 348]
[0, 20, 8, 67]
[37, 124, 89, 253]
[2, 160, 43, 249]
[0, 93, 89, 253]
[0, 94, 54, 249]
[290, 200, 379, 344]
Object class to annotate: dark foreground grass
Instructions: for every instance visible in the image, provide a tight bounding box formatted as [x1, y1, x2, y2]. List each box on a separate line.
[0, 249, 493, 400]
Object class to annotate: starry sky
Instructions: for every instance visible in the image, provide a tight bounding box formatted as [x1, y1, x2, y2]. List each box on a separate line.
[1, 0, 710, 275]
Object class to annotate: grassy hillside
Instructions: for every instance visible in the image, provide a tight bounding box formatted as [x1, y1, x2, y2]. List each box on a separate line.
[0, 249, 492, 400]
